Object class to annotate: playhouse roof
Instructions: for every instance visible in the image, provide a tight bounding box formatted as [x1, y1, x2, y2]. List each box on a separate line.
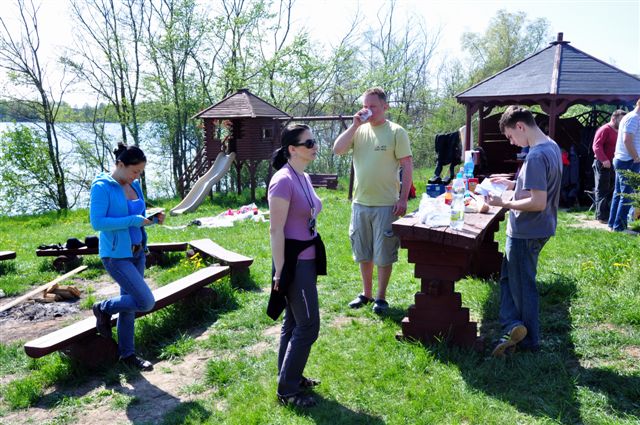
[456, 35, 640, 104]
[193, 89, 291, 119]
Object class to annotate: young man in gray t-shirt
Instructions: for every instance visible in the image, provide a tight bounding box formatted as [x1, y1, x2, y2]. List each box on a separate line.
[484, 106, 562, 357]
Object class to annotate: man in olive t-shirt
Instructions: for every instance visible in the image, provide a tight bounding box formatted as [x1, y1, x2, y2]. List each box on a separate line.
[333, 87, 413, 314]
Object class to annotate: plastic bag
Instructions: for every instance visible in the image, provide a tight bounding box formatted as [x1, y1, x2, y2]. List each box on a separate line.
[416, 194, 451, 227]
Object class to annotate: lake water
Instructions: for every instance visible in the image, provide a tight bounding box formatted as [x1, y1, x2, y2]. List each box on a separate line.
[0, 122, 176, 215]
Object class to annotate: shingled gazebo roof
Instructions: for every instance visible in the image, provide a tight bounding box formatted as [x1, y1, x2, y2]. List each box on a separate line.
[193, 88, 291, 119]
[456, 34, 640, 105]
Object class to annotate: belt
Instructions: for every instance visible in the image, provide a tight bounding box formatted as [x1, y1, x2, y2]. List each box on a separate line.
[132, 244, 142, 254]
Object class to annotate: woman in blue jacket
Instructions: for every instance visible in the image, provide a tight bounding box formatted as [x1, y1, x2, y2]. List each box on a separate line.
[90, 143, 164, 370]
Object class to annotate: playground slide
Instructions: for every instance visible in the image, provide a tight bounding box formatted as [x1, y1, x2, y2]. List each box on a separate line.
[170, 152, 236, 216]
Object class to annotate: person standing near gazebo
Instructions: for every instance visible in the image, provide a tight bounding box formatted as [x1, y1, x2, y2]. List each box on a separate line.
[592, 110, 626, 222]
[609, 99, 640, 232]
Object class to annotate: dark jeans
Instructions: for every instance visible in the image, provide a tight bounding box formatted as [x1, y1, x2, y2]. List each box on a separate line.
[592, 159, 614, 221]
[499, 236, 549, 350]
[277, 260, 319, 397]
[608, 159, 640, 231]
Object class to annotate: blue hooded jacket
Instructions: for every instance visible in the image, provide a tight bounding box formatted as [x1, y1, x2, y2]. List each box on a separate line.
[90, 172, 147, 258]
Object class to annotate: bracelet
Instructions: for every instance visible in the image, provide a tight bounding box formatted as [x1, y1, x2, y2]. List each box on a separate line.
[273, 276, 280, 281]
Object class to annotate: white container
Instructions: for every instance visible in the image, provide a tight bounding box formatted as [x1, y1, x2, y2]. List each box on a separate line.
[359, 109, 372, 123]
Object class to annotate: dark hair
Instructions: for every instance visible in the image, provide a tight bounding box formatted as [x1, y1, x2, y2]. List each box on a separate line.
[363, 87, 387, 103]
[499, 106, 537, 133]
[114, 142, 146, 166]
[272, 124, 310, 170]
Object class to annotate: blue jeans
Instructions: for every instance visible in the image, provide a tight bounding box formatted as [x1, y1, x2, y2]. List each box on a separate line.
[101, 250, 155, 358]
[499, 236, 548, 350]
[608, 159, 640, 231]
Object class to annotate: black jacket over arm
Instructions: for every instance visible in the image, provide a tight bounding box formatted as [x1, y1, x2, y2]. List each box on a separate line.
[266, 234, 327, 320]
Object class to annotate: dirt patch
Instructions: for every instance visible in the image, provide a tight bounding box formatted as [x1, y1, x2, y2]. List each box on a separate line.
[0, 277, 158, 345]
[569, 214, 639, 234]
[0, 348, 213, 425]
[623, 346, 640, 360]
[263, 324, 280, 338]
[329, 315, 373, 329]
[568, 214, 611, 231]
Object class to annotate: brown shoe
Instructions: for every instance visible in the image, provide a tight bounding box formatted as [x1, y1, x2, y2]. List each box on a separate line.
[492, 325, 527, 357]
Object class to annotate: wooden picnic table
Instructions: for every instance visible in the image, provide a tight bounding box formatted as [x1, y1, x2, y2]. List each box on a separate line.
[392, 203, 508, 349]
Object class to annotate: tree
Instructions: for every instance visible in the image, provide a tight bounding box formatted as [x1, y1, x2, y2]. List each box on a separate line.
[145, 0, 210, 196]
[0, 126, 67, 214]
[0, 0, 71, 210]
[461, 9, 550, 84]
[65, 0, 147, 152]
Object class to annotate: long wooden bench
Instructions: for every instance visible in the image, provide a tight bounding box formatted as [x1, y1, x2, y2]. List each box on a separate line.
[189, 239, 253, 269]
[24, 265, 230, 367]
[0, 251, 16, 261]
[309, 173, 338, 189]
[36, 242, 189, 257]
[37, 242, 189, 270]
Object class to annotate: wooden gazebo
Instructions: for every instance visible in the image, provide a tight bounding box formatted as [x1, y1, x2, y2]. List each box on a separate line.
[190, 89, 291, 200]
[456, 33, 640, 184]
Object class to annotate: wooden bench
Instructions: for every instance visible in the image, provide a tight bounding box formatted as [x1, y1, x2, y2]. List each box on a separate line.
[189, 239, 253, 269]
[309, 173, 338, 189]
[36, 242, 189, 270]
[0, 251, 16, 261]
[24, 265, 230, 367]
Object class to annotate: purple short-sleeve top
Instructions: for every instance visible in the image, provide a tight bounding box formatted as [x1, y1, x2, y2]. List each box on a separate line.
[268, 164, 323, 259]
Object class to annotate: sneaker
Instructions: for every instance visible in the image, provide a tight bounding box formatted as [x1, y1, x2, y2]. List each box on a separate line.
[491, 324, 527, 357]
[372, 299, 389, 314]
[278, 392, 317, 408]
[92, 302, 112, 338]
[348, 294, 374, 309]
[120, 354, 153, 371]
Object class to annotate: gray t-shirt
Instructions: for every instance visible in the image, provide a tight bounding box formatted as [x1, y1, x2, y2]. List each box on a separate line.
[507, 140, 562, 239]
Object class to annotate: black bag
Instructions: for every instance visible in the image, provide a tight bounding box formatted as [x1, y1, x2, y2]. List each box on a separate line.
[84, 236, 99, 248]
[65, 238, 86, 249]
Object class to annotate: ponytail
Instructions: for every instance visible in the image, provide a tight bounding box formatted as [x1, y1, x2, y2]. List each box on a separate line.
[272, 124, 310, 170]
[272, 146, 289, 170]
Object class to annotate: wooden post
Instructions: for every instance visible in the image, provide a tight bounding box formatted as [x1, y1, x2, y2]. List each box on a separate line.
[478, 104, 486, 148]
[465, 105, 473, 151]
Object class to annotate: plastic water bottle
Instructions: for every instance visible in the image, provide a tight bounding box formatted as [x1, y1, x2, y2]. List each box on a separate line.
[450, 171, 465, 230]
[463, 151, 475, 179]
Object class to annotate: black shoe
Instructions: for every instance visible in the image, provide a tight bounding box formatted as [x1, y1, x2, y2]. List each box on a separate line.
[372, 299, 389, 314]
[348, 294, 374, 309]
[120, 354, 153, 371]
[278, 392, 317, 408]
[92, 302, 112, 338]
[300, 376, 320, 389]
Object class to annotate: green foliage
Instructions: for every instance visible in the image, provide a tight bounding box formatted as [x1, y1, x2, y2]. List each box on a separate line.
[0, 126, 57, 214]
[158, 334, 196, 361]
[461, 9, 550, 84]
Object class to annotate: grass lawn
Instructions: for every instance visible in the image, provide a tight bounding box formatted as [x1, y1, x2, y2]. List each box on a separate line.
[1, 169, 639, 424]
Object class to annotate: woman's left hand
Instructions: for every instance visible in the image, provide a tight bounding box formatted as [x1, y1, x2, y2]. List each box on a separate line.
[156, 212, 166, 225]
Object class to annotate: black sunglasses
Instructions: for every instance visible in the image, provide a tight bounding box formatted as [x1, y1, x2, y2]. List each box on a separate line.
[294, 139, 317, 149]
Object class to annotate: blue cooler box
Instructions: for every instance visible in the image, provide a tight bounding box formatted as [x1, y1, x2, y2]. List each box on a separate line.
[426, 184, 445, 198]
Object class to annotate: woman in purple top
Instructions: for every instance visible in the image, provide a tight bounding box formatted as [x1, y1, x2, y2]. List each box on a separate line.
[268, 124, 325, 408]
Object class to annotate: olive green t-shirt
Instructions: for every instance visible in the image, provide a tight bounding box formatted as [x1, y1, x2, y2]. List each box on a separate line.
[352, 120, 412, 206]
